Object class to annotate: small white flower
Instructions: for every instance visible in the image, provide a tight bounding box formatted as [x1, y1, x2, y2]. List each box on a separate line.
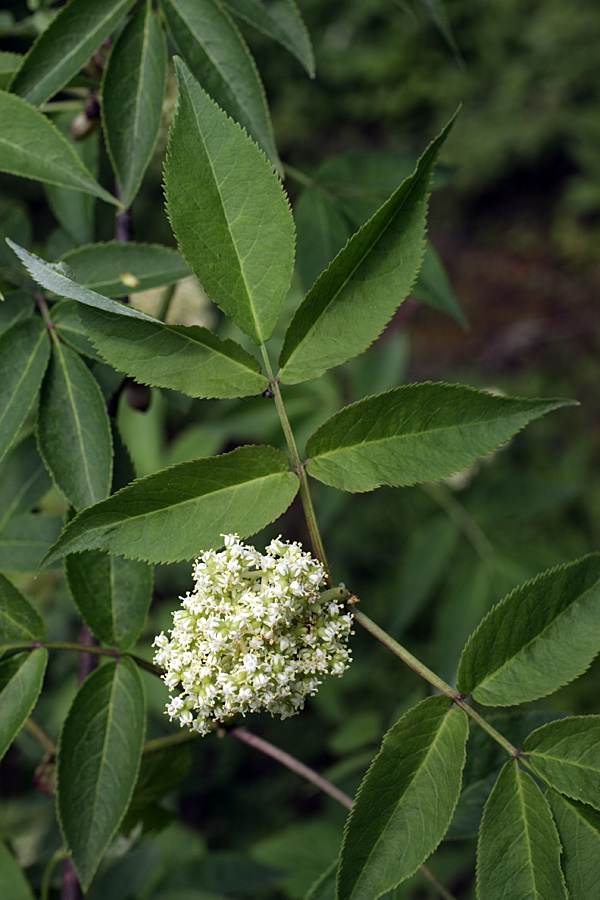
[153, 534, 353, 734]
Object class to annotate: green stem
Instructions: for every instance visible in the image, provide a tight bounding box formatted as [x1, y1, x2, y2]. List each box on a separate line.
[40, 849, 66, 900]
[24, 717, 56, 754]
[263, 358, 331, 580]
[157, 282, 177, 321]
[143, 730, 200, 755]
[1, 641, 162, 677]
[282, 163, 315, 189]
[353, 610, 520, 758]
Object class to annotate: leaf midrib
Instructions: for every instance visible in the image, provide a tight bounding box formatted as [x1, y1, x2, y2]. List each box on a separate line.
[17, 0, 130, 104]
[54, 343, 96, 504]
[472, 577, 600, 696]
[530, 750, 600, 777]
[349, 707, 453, 900]
[311, 406, 546, 460]
[515, 767, 542, 897]
[281, 146, 431, 373]
[179, 67, 264, 342]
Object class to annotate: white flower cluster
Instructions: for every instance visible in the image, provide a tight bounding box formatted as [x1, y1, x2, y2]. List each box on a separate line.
[153, 535, 354, 735]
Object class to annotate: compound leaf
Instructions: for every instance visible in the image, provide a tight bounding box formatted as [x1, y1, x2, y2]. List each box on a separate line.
[477, 761, 566, 900]
[0, 649, 48, 761]
[524, 717, 600, 811]
[305, 383, 573, 493]
[164, 58, 294, 344]
[10, 0, 136, 107]
[457, 553, 600, 706]
[102, 3, 167, 208]
[0, 92, 117, 204]
[0, 317, 50, 463]
[160, 0, 280, 167]
[337, 695, 468, 900]
[65, 551, 153, 651]
[57, 657, 145, 890]
[279, 117, 454, 384]
[36, 341, 113, 510]
[41, 445, 299, 567]
[79, 305, 268, 399]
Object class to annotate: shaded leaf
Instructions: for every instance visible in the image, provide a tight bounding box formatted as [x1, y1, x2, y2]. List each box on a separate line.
[477, 761, 566, 900]
[0, 842, 36, 900]
[294, 187, 351, 292]
[0, 435, 51, 532]
[41, 445, 299, 566]
[457, 553, 600, 706]
[305, 861, 337, 900]
[412, 242, 467, 327]
[61, 242, 191, 298]
[79, 304, 268, 399]
[57, 657, 145, 890]
[50, 300, 102, 361]
[160, 0, 280, 167]
[102, 4, 167, 208]
[524, 717, 600, 810]
[0, 91, 116, 204]
[45, 110, 99, 245]
[0, 573, 45, 644]
[0, 317, 50, 463]
[0, 649, 48, 761]
[164, 58, 294, 344]
[547, 790, 600, 900]
[0, 51, 22, 90]
[305, 383, 573, 493]
[0, 290, 34, 334]
[0, 514, 62, 572]
[223, 0, 314, 76]
[121, 741, 191, 833]
[66, 551, 153, 651]
[337, 695, 468, 900]
[10, 0, 136, 107]
[36, 341, 113, 510]
[279, 118, 455, 384]
[6, 240, 154, 321]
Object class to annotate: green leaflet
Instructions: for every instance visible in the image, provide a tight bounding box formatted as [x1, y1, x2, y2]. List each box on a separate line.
[524, 717, 600, 810]
[10, 0, 136, 107]
[50, 300, 102, 361]
[79, 305, 268, 399]
[0, 572, 46, 643]
[0, 91, 116, 204]
[57, 657, 145, 890]
[65, 551, 153, 651]
[36, 341, 113, 510]
[45, 110, 99, 245]
[160, 0, 280, 168]
[457, 554, 600, 706]
[0, 650, 48, 762]
[278, 117, 455, 385]
[0, 842, 36, 900]
[61, 242, 192, 298]
[337, 695, 468, 900]
[7, 240, 153, 320]
[164, 58, 295, 344]
[0, 317, 50, 463]
[412, 242, 467, 327]
[0, 290, 34, 334]
[306, 861, 337, 900]
[222, 0, 315, 76]
[294, 187, 351, 293]
[121, 741, 191, 833]
[102, 4, 167, 208]
[547, 791, 600, 900]
[0, 51, 22, 90]
[0, 514, 62, 572]
[41, 445, 299, 567]
[305, 383, 573, 493]
[477, 761, 566, 900]
[0, 435, 51, 532]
